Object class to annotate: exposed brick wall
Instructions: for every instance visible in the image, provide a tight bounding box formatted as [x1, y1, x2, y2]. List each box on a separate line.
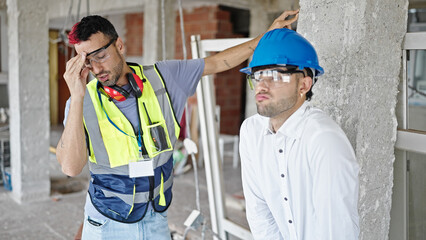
[175, 6, 246, 135]
[125, 13, 144, 56]
[174, 6, 219, 60]
[215, 63, 246, 135]
[214, 8, 246, 135]
[125, 6, 246, 135]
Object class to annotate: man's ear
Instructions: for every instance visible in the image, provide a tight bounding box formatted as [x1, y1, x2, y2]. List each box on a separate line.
[115, 37, 125, 54]
[299, 75, 313, 95]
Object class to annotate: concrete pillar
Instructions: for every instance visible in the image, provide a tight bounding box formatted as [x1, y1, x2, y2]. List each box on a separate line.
[7, 0, 50, 203]
[297, 0, 408, 239]
[143, 0, 176, 64]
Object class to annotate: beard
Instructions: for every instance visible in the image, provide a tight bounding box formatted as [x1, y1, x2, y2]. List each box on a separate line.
[256, 89, 298, 118]
[97, 55, 124, 87]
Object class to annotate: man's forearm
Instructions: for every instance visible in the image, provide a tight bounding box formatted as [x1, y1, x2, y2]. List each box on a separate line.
[202, 9, 299, 76]
[202, 36, 260, 76]
[56, 97, 87, 176]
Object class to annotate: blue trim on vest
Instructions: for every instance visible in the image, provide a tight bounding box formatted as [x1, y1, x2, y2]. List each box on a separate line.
[88, 187, 150, 223]
[154, 156, 174, 189]
[92, 173, 148, 193]
[153, 156, 174, 212]
[88, 156, 174, 223]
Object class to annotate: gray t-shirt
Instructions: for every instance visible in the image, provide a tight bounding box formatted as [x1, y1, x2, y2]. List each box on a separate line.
[63, 58, 204, 220]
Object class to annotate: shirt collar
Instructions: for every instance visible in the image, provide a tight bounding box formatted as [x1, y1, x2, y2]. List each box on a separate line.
[264, 102, 310, 138]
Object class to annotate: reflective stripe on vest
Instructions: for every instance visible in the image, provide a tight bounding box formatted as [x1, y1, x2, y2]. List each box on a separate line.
[99, 174, 173, 204]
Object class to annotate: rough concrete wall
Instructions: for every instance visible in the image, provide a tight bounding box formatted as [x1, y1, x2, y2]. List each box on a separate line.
[297, 0, 407, 239]
[7, 0, 50, 203]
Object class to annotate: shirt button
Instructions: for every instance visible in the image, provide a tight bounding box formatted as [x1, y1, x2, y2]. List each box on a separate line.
[289, 220, 293, 224]
[284, 197, 288, 201]
[279, 149, 283, 153]
[281, 174, 285, 178]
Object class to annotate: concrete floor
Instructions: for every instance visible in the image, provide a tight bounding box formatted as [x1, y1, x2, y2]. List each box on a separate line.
[0, 125, 249, 240]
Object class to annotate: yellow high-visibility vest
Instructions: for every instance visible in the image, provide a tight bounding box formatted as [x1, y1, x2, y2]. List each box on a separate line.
[82, 63, 180, 222]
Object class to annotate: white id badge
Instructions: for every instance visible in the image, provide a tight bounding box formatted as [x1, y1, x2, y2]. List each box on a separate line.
[129, 159, 154, 178]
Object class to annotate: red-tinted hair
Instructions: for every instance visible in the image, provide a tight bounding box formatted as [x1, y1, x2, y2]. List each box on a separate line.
[68, 22, 80, 44]
[67, 16, 118, 45]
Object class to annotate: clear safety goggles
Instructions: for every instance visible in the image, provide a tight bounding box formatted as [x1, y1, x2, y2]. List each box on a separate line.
[84, 38, 116, 68]
[246, 68, 305, 89]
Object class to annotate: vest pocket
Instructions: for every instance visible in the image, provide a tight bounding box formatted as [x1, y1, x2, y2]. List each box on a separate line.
[144, 120, 172, 157]
[92, 183, 135, 219]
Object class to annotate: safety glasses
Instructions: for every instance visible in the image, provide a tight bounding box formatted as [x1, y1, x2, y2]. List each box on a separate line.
[84, 38, 116, 68]
[246, 69, 305, 89]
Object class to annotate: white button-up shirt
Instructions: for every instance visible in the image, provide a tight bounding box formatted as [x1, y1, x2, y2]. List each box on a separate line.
[239, 103, 359, 240]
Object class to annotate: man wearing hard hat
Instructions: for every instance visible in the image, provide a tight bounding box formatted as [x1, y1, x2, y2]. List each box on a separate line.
[239, 28, 359, 240]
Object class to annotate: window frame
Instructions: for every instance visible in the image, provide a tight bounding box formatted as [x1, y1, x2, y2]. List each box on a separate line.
[391, 31, 426, 240]
[396, 31, 426, 153]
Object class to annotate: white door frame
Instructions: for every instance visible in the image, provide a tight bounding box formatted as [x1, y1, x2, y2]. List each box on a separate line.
[190, 35, 254, 240]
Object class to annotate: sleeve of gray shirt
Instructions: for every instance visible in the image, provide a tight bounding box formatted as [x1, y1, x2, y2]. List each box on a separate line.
[155, 58, 205, 120]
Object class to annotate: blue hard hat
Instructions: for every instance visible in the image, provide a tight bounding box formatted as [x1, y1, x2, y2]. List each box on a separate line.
[240, 28, 324, 76]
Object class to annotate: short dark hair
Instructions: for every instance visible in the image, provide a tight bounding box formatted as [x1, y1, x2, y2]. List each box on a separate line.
[305, 68, 314, 101]
[251, 65, 315, 101]
[68, 15, 118, 44]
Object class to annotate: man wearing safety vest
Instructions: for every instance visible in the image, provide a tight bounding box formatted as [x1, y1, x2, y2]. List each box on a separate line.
[56, 10, 299, 239]
[239, 28, 359, 239]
